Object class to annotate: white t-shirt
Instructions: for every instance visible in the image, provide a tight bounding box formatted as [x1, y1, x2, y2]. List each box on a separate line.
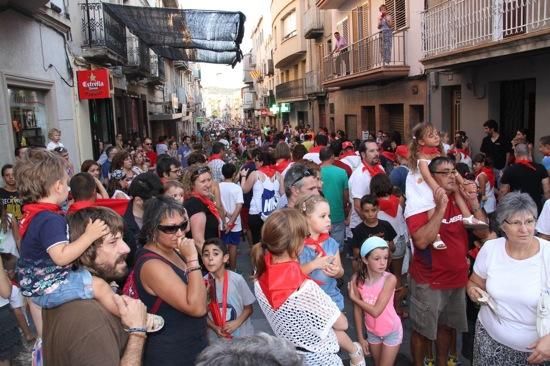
[303, 152, 321, 165]
[0, 214, 19, 258]
[46, 141, 64, 151]
[403, 160, 436, 219]
[474, 237, 550, 351]
[348, 165, 379, 230]
[341, 154, 361, 171]
[537, 200, 550, 235]
[205, 271, 255, 342]
[219, 182, 244, 232]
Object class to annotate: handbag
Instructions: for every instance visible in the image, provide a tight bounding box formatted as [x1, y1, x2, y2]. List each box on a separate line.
[536, 243, 550, 337]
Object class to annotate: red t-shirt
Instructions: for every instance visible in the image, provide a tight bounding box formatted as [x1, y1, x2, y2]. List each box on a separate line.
[145, 150, 157, 166]
[406, 195, 469, 289]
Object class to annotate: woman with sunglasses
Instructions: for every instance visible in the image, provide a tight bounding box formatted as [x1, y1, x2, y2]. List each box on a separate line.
[183, 164, 222, 252]
[134, 196, 208, 365]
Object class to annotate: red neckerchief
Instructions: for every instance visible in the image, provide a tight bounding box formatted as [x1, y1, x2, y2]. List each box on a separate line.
[67, 199, 130, 216]
[19, 203, 63, 239]
[304, 233, 329, 256]
[274, 159, 291, 174]
[207, 271, 231, 339]
[340, 150, 356, 159]
[259, 165, 277, 178]
[208, 153, 223, 162]
[516, 159, 537, 171]
[378, 195, 400, 217]
[191, 192, 222, 225]
[258, 252, 308, 310]
[468, 246, 480, 260]
[362, 161, 384, 176]
[419, 146, 441, 155]
[476, 167, 495, 188]
[381, 151, 396, 162]
[309, 145, 325, 153]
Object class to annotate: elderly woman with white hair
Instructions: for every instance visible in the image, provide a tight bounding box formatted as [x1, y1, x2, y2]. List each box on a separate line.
[467, 192, 550, 365]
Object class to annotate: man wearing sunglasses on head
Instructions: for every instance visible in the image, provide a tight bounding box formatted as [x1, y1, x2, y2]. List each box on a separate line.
[282, 163, 321, 209]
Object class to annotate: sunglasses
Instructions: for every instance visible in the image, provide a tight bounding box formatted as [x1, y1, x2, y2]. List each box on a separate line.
[192, 166, 210, 179]
[158, 220, 188, 234]
[291, 169, 314, 186]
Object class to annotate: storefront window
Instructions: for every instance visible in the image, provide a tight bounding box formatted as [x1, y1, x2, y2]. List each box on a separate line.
[9, 87, 48, 148]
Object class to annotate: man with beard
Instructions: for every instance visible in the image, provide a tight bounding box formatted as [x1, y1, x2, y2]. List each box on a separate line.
[42, 207, 147, 366]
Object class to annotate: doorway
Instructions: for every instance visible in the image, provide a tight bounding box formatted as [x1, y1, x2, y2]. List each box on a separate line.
[89, 98, 114, 159]
[361, 106, 376, 135]
[500, 79, 536, 141]
[345, 114, 358, 139]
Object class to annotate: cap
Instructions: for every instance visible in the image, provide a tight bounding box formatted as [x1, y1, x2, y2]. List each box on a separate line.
[395, 145, 409, 159]
[360, 236, 389, 258]
[342, 141, 354, 150]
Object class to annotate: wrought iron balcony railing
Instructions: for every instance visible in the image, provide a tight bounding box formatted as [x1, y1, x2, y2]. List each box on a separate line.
[422, 0, 550, 58]
[322, 31, 407, 82]
[275, 78, 305, 101]
[303, 7, 324, 39]
[80, 2, 127, 64]
[126, 34, 150, 76]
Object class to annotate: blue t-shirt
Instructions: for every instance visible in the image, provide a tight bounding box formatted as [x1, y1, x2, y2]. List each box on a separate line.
[17, 211, 70, 297]
[543, 156, 550, 171]
[101, 160, 111, 180]
[177, 145, 191, 167]
[389, 165, 409, 195]
[298, 237, 344, 310]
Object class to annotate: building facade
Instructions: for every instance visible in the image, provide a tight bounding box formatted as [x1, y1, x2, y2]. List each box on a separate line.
[317, 0, 426, 140]
[422, 0, 550, 160]
[0, 1, 77, 162]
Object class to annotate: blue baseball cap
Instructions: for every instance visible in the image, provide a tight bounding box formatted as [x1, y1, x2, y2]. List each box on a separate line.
[360, 236, 389, 258]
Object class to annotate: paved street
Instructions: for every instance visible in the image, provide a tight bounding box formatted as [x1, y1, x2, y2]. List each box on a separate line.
[237, 241, 471, 366]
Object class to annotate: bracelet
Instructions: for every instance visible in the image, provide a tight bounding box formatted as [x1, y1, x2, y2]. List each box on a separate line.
[126, 327, 147, 333]
[186, 258, 199, 264]
[128, 332, 147, 339]
[186, 266, 202, 274]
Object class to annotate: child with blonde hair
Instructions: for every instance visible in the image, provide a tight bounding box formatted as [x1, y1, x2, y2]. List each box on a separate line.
[295, 195, 366, 366]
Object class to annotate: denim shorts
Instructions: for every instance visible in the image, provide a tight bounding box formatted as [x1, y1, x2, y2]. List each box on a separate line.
[32, 268, 94, 309]
[367, 326, 403, 346]
[222, 231, 242, 245]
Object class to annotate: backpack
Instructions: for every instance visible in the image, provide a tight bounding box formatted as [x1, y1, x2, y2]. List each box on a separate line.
[122, 252, 163, 313]
[259, 173, 279, 221]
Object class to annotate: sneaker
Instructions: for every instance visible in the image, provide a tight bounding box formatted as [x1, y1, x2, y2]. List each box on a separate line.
[424, 357, 435, 366]
[447, 355, 462, 366]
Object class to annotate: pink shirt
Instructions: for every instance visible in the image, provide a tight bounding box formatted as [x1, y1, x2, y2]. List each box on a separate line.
[358, 272, 401, 336]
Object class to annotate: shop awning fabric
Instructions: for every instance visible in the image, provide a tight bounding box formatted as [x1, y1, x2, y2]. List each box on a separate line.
[103, 4, 246, 67]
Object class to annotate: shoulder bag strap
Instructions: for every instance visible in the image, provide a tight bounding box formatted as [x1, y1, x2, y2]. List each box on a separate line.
[136, 251, 166, 314]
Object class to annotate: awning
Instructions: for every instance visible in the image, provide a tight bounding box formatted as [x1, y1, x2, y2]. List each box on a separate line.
[103, 4, 246, 67]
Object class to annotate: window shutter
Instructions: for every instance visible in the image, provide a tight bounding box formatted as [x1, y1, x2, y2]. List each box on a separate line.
[387, 0, 407, 30]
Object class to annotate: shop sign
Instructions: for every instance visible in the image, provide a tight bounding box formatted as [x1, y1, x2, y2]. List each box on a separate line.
[261, 108, 268, 116]
[77, 69, 111, 100]
[269, 104, 279, 114]
[280, 103, 290, 113]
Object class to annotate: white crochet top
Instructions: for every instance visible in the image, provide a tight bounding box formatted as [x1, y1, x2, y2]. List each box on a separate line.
[254, 279, 343, 366]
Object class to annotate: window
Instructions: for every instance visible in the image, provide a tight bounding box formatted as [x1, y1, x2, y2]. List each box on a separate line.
[352, 2, 369, 41]
[282, 10, 297, 40]
[9, 88, 48, 148]
[386, 0, 407, 30]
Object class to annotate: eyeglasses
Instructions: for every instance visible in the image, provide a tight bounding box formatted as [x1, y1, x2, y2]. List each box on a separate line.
[291, 169, 314, 186]
[158, 220, 188, 234]
[170, 168, 183, 175]
[504, 218, 536, 228]
[432, 170, 457, 177]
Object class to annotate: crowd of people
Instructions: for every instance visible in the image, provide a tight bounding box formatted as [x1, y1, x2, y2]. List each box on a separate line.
[0, 120, 550, 366]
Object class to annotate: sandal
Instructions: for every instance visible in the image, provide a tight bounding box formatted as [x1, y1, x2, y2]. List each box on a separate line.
[146, 314, 165, 333]
[432, 234, 447, 250]
[349, 341, 366, 366]
[462, 215, 488, 229]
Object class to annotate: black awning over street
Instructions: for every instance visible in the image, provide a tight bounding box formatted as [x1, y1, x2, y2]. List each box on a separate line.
[103, 4, 246, 67]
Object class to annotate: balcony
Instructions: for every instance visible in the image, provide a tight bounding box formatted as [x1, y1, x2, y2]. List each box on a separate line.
[322, 31, 409, 88]
[422, 0, 550, 69]
[147, 53, 165, 86]
[80, 2, 127, 65]
[305, 70, 324, 95]
[174, 60, 188, 70]
[275, 78, 305, 102]
[303, 7, 324, 39]
[124, 34, 150, 78]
